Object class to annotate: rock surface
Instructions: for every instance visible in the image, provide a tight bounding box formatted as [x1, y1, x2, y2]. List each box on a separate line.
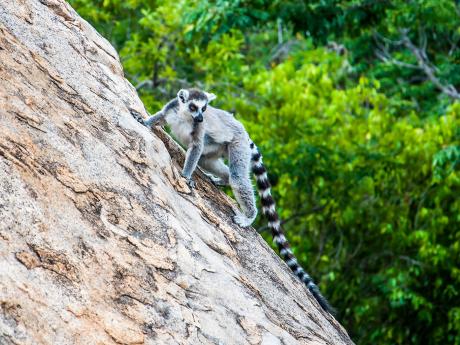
[0, 1, 353, 344]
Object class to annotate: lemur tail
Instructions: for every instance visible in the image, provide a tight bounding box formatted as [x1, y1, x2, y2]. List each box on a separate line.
[250, 142, 334, 314]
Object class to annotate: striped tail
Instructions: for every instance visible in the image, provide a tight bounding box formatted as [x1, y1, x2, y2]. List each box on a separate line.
[250, 142, 334, 314]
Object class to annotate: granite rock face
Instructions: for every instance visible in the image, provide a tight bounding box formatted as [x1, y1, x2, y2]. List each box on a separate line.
[0, 1, 353, 344]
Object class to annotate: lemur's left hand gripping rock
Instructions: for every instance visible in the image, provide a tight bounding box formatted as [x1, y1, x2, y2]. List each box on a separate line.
[131, 89, 334, 314]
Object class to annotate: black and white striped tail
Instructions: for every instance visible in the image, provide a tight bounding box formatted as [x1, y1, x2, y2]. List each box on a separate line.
[250, 142, 334, 314]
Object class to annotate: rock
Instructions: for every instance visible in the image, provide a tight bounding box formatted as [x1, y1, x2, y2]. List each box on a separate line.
[0, 0, 353, 344]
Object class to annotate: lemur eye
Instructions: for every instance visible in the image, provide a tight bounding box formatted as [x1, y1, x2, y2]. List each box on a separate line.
[202, 105, 207, 112]
[189, 104, 197, 112]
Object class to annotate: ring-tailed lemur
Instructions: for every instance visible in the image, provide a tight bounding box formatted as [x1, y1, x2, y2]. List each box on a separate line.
[130, 88, 333, 313]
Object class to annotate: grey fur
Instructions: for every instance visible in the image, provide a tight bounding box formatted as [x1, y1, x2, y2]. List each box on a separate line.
[181, 121, 204, 183]
[133, 88, 257, 227]
[143, 99, 178, 127]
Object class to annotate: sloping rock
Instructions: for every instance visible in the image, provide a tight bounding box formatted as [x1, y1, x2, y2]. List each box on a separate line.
[0, 1, 353, 344]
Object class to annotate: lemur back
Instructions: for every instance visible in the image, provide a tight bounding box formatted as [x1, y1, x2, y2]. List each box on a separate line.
[130, 88, 333, 314]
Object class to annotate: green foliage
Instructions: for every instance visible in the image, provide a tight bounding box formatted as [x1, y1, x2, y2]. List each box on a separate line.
[68, 0, 460, 343]
[240, 54, 460, 342]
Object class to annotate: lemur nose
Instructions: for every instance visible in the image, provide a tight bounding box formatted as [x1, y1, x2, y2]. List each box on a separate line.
[195, 113, 203, 122]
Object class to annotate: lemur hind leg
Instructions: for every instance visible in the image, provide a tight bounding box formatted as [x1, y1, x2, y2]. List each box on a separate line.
[228, 142, 257, 227]
[199, 157, 230, 186]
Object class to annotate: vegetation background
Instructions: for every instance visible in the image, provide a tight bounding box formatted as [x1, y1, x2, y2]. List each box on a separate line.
[68, 0, 460, 343]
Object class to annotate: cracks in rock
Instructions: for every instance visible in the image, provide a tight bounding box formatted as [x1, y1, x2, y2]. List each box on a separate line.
[236, 315, 265, 345]
[92, 40, 118, 62]
[0, 301, 22, 327]
[38, 0, 75, 22]
[196, 327, 222, 345]
[11, 110, 47, 133]
[0, 139, 49, 179]
[116, 294, 152, 308]
[0, 334, 22, 345]
[15, 243, 81, 285]
[88, 86, 110, 102]
[44, 162, 90, 193]
[117, 157, 151, 189]
[28, 52, 95, 115]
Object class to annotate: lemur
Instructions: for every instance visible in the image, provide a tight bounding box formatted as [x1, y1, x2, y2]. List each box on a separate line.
[130, 88, 333, 313]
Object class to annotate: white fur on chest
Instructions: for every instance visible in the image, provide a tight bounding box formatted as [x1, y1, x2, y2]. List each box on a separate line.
[167, 113, 194, 146]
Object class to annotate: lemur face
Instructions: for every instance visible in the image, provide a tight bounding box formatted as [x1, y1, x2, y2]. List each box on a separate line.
[186, 98, 207, 123]
[177, 89, 216, 123]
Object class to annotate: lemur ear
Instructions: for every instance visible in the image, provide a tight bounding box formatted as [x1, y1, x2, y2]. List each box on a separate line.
[177, 89, 189, 103]
[204, 92, 217, 102]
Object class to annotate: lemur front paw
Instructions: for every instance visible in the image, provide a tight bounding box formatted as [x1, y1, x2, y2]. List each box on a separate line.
[232, 214, 253, 228]
[129, 108, 146, 125]
[181, 174, 196, 188]
[187, 179, 196, 188]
